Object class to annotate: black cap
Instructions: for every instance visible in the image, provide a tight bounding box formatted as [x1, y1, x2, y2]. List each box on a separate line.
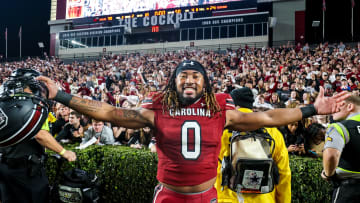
[230, 87, 254, 109]
[175, 60, 206, 77]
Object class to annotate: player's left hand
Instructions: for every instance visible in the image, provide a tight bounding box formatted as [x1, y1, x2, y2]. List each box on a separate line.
[314, 87, 350, 115]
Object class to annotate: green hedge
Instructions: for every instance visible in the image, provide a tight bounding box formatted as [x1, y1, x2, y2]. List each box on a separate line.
[289, 155, 332, 203]
[46, 146, 332, 203]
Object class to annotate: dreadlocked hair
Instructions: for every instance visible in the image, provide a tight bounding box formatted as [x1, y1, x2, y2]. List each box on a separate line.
[158, 64, 221, 116]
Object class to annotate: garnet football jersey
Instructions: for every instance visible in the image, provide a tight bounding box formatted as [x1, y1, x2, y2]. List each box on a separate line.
[142, 93, 235, 186]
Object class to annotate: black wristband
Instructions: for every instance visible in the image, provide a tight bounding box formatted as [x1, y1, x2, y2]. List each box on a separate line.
[300, 104, 317, 119]
[322, 170, 334, 178]
[54, 90, 73, 106]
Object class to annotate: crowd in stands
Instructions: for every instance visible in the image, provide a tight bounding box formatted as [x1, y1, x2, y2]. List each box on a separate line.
[1, 41, 360, 157]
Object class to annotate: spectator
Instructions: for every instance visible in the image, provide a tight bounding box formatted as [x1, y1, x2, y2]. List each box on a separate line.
[303, 43, 310, 52]
[305, 123, 326, 158]
[69, 79, 79, 94]
[115, 128, 143, 148]
[56, 111, 83, 143]
[254, 94, 274, 109]
[269, 92, 285, 108]
[279, 121, 306, 155]
[338, 41, 345, 52]
[319, 72, 329, 87]
[302, 92, 312, 105]
[285, 90, 300, 106]
[348, 77, 357, 91]
[149, 136, 157, 153]
[77, 83, 91, 96]
[51, 104, 70, 136]
[333, 74, 342, 92]
[82, 119, 115, 145]
[339, 77, 351, 92]
[324, 81, 334, 96]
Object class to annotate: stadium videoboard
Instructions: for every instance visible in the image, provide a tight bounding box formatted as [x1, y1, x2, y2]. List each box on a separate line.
[66, 0, 249, 19]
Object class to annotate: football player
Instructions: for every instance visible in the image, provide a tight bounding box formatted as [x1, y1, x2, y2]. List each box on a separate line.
[38, 60, 349, 203]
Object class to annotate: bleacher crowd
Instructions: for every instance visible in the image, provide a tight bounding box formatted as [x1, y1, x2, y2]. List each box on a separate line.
[1, 41, 360, 157]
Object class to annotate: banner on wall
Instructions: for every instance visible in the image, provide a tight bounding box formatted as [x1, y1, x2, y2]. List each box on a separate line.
[59, 26, 123, 39]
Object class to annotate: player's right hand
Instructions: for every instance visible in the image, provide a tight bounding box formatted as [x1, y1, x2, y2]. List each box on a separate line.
[36, 76, 59, 99]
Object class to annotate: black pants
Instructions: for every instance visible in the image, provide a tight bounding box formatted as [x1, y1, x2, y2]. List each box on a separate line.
[0, 163, 49, 203]
[332, 181, 360, 203]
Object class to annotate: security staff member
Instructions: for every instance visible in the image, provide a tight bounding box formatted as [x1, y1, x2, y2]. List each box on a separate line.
[215, 87, 291, 203]
[322, 95, 360, 203]
[0, 69, 76, 203]
[0, 115, 77, 203]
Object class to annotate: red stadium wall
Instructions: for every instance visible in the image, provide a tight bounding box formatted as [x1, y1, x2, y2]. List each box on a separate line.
[57, 0, 67, 20]
[50, 33, 56, 56]
[295, 11, 305, 44]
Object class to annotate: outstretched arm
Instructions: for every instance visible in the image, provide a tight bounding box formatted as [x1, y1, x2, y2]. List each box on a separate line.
[225, 108, 304, 131]
[225, 87, 349, 131]
[37, 76, 154, 129]
[68, 96, 153, 129]
[35, 130, 76, 162]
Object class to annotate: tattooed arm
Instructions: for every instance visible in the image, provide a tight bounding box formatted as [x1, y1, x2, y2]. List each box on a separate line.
[69, 96, 154, 129]
[37, 76, 154, 129]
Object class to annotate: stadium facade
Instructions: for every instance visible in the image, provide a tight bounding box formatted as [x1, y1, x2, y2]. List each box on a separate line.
[48, 0, 305, 58]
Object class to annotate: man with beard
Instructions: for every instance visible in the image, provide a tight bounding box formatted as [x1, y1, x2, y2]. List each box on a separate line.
[38, 60, 349, 203]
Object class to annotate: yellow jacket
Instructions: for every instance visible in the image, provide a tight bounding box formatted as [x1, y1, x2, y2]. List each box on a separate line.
[48, 113, 57, 123]
[215, 108, 291, 203]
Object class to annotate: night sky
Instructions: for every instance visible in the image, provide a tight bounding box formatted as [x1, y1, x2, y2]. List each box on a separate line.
[0, 0, 51, 59]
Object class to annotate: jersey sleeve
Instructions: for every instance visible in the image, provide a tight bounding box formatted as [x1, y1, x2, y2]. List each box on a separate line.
[324, 123, 348, 152]
[141, 94, 163, 110]
[141, 96, 154, 109]
[216, 93, 235, 110]
[225, 97, 235, 110]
